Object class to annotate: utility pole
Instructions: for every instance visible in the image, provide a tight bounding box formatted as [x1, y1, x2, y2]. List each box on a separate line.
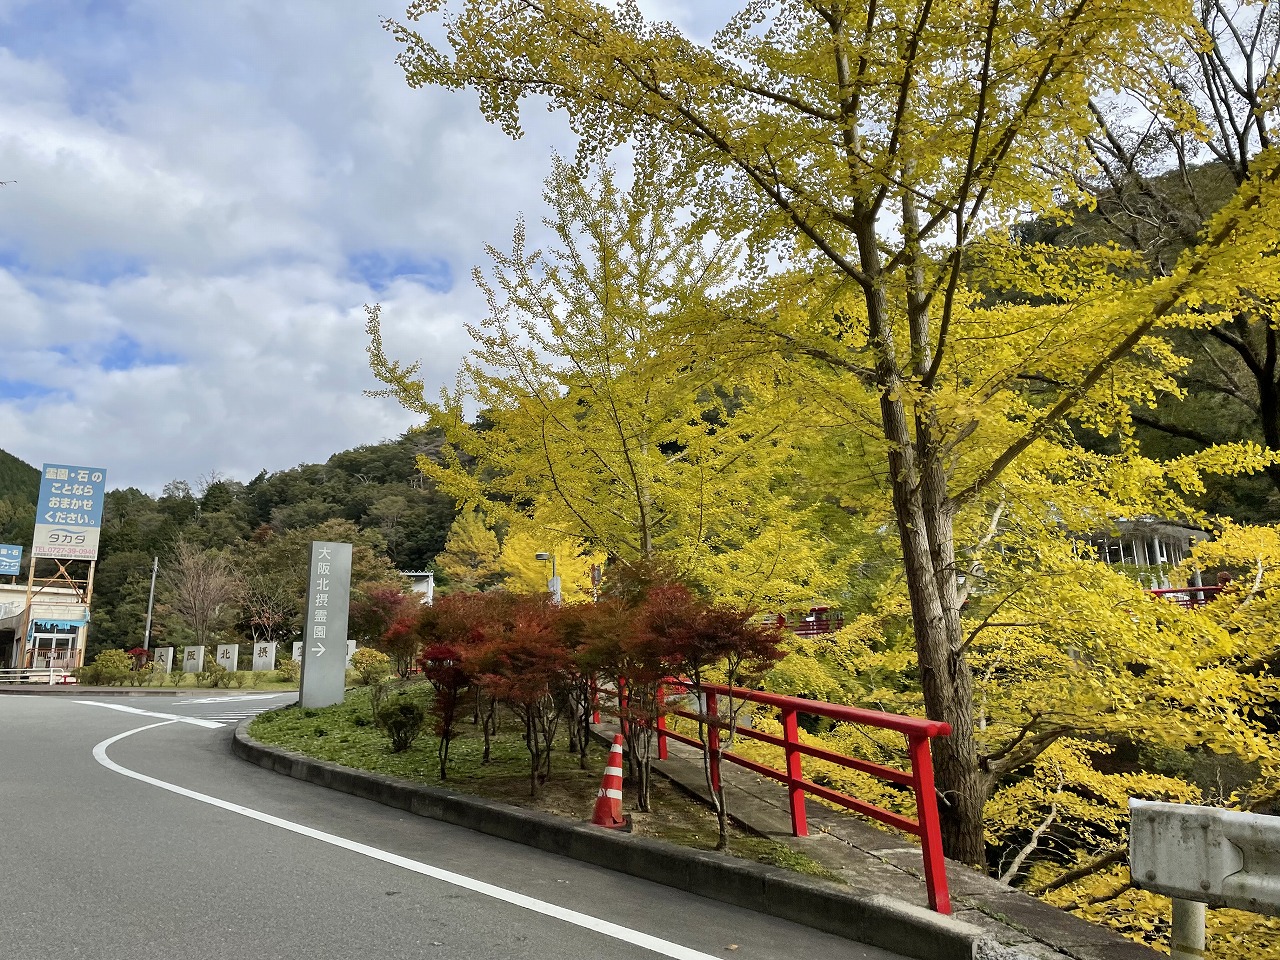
[142, 556, 158, 651]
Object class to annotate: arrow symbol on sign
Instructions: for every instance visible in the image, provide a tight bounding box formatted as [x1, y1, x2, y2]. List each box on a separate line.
[310, 642, 326, 656]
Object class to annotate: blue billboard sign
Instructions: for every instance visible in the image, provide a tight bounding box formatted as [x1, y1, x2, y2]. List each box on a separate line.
[0, 544, 21, 576]
[32, 463, 107, 561]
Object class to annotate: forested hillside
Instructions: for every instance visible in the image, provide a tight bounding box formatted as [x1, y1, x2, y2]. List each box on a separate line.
[0, 448, 38, 552]
[86, 432, 456, 655]
[0, 448, 38, 500]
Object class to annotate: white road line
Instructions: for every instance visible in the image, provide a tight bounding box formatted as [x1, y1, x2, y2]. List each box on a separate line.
[93, 723, 722, 960]
[74, 701, 225, 728]
[174, 694, 288, 704]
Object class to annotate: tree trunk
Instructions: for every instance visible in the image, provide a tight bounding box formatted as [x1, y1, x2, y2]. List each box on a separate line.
[634, 753, 651, 813]
[538, 703, 559, 782]
[482, 697, 496, 764]
[1258, 358, 1280, 494]
[859, 211, 988, 866]
[714, 776, 729, 851]
[526, 713, 540, 797]
[622, 689, 655, 812]
[578, 692, 591, 771]
[883, 403, 987, 864]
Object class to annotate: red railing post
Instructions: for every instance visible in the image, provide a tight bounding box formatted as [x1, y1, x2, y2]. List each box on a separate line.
[656, 682, 669, 760]
[781, 707, 808, 837]
[705, 691, 721, 794]
[590, 675, 600, 724]
[907, 734, 951, 914]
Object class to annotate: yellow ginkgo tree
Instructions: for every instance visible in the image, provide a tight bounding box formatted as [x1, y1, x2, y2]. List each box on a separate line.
[498, 521, 604, 604]
[434, 508, 504, 593]
[369, 144, 835, 607]
[385, 0, 1280, 862]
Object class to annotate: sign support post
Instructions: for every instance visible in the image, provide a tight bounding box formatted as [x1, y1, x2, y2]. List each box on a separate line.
[21, 560, 35, 666]
[22, 464, 107, 669]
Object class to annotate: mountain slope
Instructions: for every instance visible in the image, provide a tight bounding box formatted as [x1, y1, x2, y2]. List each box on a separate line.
[0, 448, 38, 503]
[0, 449, 38, 551]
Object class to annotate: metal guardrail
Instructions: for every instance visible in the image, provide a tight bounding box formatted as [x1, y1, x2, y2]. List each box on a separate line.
[1131, 800, 1280, 913]
[639, 678, 953, 914]
[0, 667, 76, 685]
[1131, 800, 1280, 959]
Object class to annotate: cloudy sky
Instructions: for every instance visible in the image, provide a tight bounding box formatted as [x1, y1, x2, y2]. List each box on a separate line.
[0, 0, 723, 493]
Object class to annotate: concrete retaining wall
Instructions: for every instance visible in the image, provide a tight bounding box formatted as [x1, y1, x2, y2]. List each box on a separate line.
[234, 722, 990, 960]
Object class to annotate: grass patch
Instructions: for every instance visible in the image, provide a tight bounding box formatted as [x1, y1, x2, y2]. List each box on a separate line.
[743, 840, 846, 883]
[251, 684, 841, 882]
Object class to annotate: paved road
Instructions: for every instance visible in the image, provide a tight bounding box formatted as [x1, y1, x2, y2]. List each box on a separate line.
[0, 693, 911, 960]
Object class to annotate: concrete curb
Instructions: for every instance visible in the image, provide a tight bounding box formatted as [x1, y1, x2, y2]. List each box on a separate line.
[234, 721, 992, 960]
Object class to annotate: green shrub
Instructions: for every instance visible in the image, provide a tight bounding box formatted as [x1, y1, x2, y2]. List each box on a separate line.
[197, 657, 226, 688]
[275, 659, 300, 683]
[86, 649, 132, 686]
[350, 647, 393, 686]
[376, 699, 425, 753]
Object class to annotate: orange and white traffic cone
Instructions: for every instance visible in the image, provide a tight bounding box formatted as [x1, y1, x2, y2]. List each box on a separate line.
[590, 734, 631, 831]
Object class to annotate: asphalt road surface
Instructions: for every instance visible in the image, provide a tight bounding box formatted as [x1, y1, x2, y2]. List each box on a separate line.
[0, 693, 913, 960]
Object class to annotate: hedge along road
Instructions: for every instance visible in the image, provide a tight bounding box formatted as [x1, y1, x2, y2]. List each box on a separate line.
[0, 694, 911, 960]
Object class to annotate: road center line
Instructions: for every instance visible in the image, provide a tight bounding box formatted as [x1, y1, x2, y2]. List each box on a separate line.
[93, 723, 721, 960]
[74, 700, 225, 728]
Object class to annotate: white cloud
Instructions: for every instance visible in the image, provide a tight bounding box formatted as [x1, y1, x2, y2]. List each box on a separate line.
[0, 0, 600, 491]
[0, 259, 484, 491]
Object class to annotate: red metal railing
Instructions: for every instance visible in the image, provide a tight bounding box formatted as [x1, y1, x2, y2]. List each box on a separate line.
[1148, 586, 1222, 608]
[649, 679, 953, 913]
[788, 619, 844, 638]
[778, 606, 845, 638]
